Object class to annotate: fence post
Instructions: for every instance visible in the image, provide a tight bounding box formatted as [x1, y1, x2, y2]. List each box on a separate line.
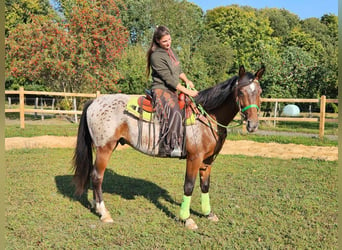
[34, 97, 38, 119]
[19, 86, 25, 129]
[73, 97, 78, 123]
[273, 101, 278, 127]
[40, 97, 44, 121]
[319, 95, 326, 139]
[96, 91, 101, 97]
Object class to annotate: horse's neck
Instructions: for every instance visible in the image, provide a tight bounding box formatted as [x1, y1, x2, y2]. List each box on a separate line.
[210, 94, 239, 127]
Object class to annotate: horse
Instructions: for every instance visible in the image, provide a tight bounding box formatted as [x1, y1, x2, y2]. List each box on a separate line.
[72, 65, 265, 230]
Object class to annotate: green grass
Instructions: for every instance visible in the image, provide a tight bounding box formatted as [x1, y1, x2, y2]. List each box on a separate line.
[6, 148, 337, 249]
[227, 133, 337, 147]
[259, 120, 338, 136]
[5, 122, 78, 137]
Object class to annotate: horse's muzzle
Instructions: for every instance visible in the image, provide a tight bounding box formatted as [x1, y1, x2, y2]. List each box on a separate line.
[246, 120, 258, 133]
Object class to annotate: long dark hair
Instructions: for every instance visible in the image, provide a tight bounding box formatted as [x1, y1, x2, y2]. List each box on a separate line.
[146, 25, 171, 79]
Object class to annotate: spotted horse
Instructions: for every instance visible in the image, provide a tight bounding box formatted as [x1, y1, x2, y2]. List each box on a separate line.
[72, 65, 265, 229]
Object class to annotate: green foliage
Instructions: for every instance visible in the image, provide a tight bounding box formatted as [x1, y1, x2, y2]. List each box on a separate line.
[205, 5, 273, 71]
[119, 0, 153, 44]
[5, 0, 53, 36]
[190, 30, 234, 88]
[4, 1, 338, 98]
[283, 27, 324, 59]
[6, 0, 128, 93]
[259, 8, 300, 38]
[116, 44, 148, 94]
[262, 46, 319, 98]
[321, 14, 338, 39]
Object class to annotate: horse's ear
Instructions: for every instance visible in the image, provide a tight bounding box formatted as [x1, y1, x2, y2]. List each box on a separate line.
[239, 65, 245, 78]
[255, 66, 265, 80]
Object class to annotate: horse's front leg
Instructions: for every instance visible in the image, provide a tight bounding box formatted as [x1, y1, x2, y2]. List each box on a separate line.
[179, 157, 201, 229]
[199, 165, 219, 222]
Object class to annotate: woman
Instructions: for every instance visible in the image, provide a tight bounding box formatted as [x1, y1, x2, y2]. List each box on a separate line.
[146, 25, 198, 157]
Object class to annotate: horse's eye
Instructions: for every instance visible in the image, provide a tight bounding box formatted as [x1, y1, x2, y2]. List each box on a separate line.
[238, 91, 244, 97]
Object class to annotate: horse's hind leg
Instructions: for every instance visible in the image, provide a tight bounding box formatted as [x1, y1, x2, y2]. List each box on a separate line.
[92, 140, 117, 223]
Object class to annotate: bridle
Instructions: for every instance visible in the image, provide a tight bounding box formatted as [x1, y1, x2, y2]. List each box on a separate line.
[187, 77, 261, 130]
[236, 78, 261, 120]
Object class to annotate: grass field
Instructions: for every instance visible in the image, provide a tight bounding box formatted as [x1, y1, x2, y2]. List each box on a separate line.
[5, 148, 337, 249]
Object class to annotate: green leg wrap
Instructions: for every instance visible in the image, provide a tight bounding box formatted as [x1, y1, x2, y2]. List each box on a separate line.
[179, 195, 191, 220]
[201, 193, 211, 216]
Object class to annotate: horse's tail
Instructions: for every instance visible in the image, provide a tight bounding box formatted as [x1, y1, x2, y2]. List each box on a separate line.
[72, 100, 94, 196]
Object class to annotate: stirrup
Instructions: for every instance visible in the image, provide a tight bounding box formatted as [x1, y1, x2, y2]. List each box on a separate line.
[170, 147, 182, 157]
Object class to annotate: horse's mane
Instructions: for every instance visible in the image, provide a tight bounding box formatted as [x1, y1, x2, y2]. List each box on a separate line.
[194, 75, 238, 111]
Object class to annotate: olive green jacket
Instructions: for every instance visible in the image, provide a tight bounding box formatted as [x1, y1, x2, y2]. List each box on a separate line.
[150, 47, 183, 91]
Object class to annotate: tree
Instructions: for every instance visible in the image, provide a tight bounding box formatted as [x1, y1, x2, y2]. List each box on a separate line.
[5, 0, 53, 36]
[259, 8, 300, 38]
[282, 27, 324, 59]
[321, 14, 338, 39]
[205, 5, 273, 71]
[115, 44, 147, 94]
[261, 46, 320, 99]
[119, 0, 153, 45]
[191, 29, 234, 87]
[6, 0, 128, 93]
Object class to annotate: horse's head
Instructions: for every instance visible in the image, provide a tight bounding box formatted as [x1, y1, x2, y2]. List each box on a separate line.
[236, 65, 265, 132]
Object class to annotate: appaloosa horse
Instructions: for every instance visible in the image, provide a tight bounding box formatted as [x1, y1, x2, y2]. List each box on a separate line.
[73, 65, 265, 229]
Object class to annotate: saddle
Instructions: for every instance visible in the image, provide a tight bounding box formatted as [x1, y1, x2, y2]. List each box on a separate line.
[126, 91, 196, 125]
[138, 90, 186, 112]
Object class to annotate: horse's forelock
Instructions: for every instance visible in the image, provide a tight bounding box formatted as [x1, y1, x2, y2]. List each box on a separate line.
[238, 72, 255, 87]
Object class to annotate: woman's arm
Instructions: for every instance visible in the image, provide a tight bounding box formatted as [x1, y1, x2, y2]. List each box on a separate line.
[179, 73, 195, 88]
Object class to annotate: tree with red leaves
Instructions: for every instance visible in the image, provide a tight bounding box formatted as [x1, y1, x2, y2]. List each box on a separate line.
[6, 0, 128, 93]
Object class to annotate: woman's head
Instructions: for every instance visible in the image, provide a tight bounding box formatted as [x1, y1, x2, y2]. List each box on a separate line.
[152, 26, 171, 50]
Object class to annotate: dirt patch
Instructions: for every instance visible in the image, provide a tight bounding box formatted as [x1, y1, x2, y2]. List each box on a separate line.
[5, 136, 337, 161]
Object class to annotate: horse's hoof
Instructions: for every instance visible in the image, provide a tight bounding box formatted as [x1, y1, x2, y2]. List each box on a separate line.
[207, 212, 219, 222]
[185, 218, 198, 230]
[101, 215, 114, 223]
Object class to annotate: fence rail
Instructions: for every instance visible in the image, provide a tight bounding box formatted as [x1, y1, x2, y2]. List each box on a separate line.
[5, 87, 338, 138]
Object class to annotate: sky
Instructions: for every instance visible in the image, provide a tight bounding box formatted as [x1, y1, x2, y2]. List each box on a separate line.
[190, 0, 338, 19]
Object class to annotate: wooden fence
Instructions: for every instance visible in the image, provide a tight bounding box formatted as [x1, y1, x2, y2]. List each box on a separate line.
[5, 87, 338, 138]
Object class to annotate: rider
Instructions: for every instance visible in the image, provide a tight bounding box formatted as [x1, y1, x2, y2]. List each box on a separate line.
[146, 25, 198, 157]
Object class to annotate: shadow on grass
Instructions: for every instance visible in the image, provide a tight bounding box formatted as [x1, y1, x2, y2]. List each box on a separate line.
[55, 168, 195, 220]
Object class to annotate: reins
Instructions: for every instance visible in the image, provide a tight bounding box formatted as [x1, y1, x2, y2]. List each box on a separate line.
[187, 79, 260, 131]
[186, 86, 242, 131]
[195, 101, 241, 130]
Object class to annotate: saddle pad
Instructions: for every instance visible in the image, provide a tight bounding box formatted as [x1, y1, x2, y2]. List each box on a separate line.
[126, 96, 153, 122]
[126, 96, 196, 125]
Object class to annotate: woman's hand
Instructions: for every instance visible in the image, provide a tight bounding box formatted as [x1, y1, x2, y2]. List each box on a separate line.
[177, 83, 198, 97]
[186, 80, 195, 89]
[186, 88, 198, 97]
